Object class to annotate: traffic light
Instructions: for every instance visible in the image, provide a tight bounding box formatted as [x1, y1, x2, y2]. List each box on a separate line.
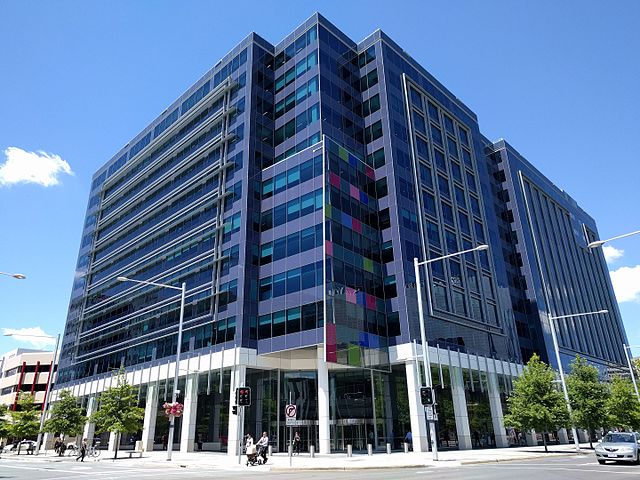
[236, 387, 251, 406]
[232, 405, 238, 415]
[420, 386, 433, 406]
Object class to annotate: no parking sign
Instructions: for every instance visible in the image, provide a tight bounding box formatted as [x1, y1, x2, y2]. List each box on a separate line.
[285, 404, 297, 426]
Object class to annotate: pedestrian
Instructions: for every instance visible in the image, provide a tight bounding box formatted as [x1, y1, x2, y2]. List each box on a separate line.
[162, 434, 168, 450]
[54, 438, 61, 455]
[76, 438, 87, 462]
[197, 433, 203, 451]
[293, 431, 301, 455]
[404, 431, 412, 450]
[256, 431, 269, 464]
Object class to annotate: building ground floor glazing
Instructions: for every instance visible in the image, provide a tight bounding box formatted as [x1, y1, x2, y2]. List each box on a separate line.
[54, 344, 582, 455]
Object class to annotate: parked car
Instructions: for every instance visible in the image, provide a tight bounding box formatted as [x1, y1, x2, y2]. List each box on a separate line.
[595, 432, 640, 465]
[8, 440, 36, 452]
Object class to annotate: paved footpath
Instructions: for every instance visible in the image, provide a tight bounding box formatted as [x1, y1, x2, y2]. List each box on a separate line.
[2, 442, 594, 471]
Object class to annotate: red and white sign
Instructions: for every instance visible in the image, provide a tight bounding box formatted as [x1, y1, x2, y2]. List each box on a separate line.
[285, 404, 297, 425]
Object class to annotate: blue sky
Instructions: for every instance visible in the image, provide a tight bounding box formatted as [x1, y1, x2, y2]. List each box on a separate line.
[1, 0, 639, 358]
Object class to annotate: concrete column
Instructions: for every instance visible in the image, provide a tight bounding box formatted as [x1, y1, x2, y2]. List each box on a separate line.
[42, 432, 51, 452]
[578, 429, 589, 443]
[227, 364, 246, 457]
[383, 375, 395, 445]
[487, 373, 509, 448]
[405, 360, 428, 452]
[450, 367, 472, 450]
[82, 396, 97, 444]
[526, 430, 537, 446]
[141, 384, 158, 452]
[557, 428, 569, 444]
[107, 432, 118, 452]
[180, 374, 199, 453]
[317, 346, 331, 454]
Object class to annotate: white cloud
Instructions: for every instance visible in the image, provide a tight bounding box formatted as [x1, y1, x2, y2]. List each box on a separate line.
[2, 327, 56, 349]
[0, 147, 73, 187]
[610, 265, 640, 303]
[603, 245, 624, 264]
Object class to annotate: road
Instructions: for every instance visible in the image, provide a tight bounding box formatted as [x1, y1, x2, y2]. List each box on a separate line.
[0, 455, 638, 479]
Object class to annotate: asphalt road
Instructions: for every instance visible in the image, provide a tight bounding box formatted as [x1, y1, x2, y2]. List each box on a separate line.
[0, 455, 638, 479]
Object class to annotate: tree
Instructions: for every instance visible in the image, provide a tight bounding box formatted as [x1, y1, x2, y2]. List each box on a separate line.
[0, 404, 9, 439]
[606, 376, 640, 431]
[7, 393, 40, 454]
[566, 356, 609, 448]
[90, 370, 144, 459]
[44, 389, 85, 439]
[503, 354, 569, 452]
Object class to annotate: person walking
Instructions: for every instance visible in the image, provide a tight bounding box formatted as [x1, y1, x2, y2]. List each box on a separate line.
[76, 438, 87, 462]
[293, 431, 301, 455]
[256, 432, 269, 464]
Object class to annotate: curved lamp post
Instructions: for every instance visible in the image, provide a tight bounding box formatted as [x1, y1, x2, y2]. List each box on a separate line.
[414, 243, 489, 461]
[548, 310, 608, 451]
[0, 272, 26, 279]
[117, 276, 186, 461]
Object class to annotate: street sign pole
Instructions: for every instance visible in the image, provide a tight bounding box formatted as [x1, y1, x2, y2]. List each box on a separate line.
[289, 391, 292, 467]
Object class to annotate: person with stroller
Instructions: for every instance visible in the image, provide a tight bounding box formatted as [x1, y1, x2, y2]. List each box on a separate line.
[245, 434, 258, 466]
[256, 431, 269, 464]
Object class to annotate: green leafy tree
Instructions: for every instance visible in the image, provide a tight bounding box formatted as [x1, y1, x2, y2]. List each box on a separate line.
[0, 403, 9, 439]
[503, 354, 569, 452]
[44, 390, 85, 439]
[566, 356, 609, 448]
[606, 376, 640, 431]
[90, 369, 144, 459]
[7, 393, 40, 454]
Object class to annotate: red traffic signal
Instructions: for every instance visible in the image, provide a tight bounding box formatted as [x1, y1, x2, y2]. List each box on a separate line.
[236, 387, 251, 406]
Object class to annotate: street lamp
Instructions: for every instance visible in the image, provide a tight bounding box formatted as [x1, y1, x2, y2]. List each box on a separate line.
[414, 243, 489, 461]
[622, 344, 640, 401]
[547, 309, 608, 451]
[117, 276, 186, 461]
[0, 272, 26, 279]
[3, 331, 60, 455]
[587, 229, 640, 249]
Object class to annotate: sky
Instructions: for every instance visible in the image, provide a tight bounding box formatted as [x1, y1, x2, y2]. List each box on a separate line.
[0, 0, 639, 358]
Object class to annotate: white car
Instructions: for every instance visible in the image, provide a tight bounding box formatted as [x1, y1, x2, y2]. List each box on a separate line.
[595, 432, 640, 465]
[8, 440, 36, 452]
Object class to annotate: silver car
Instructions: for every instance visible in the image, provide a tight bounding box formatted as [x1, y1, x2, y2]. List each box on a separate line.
[595, 432, 640, 465]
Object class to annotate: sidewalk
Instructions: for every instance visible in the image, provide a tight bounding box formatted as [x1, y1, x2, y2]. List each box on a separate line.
[4, 442, 592, 471]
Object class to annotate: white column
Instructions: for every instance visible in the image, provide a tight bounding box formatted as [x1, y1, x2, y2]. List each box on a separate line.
[317, 346, 331, 454]
[141, 385, 158, 452]
[107, 432, 118, 452]
[227, 363, 246, 457]
[82, 396, 97, 444]
[487, 373, 509, 448]
[405, 360, 428, 452]
[180, 374, 199, 453]
[525, 430, 537, 446]
[557, 428, 569, 444]
[42, 432, 51, 452]
[450, 367, 472, 450]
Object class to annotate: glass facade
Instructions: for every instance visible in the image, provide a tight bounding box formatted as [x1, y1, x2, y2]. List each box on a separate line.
[57, 13, 627, 455]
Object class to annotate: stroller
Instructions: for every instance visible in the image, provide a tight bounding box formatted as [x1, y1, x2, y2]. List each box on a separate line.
[245, 443, 262, 466]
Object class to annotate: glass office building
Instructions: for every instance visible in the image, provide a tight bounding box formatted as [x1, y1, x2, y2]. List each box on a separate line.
[56, 13, 627, 454]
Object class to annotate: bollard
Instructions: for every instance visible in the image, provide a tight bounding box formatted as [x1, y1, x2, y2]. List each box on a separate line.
[310, 445, 315, 458]
[288, 444, 293, 456]
[347, 444, 352, 457]
[387, 443, 392, 454]
[367, 443, 373, 456]
[268, 445, 273, 457]
[404, 442, 409, 453]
